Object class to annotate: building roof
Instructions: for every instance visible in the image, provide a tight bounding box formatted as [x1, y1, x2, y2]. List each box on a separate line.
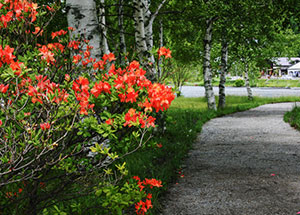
[288, 62, 300, 71]
[273, 57, 300, 67]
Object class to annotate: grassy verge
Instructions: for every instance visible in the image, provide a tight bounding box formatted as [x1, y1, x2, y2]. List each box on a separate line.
[185, 79, 300, 88]
[126, 95, 300, 214]
[284, 105, 300, 129]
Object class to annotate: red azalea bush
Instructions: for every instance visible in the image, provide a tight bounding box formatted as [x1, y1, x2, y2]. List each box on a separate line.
[0, 0, 175, 214]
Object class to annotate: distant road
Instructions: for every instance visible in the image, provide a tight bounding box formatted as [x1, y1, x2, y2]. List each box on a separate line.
[181, 86, 300, 97]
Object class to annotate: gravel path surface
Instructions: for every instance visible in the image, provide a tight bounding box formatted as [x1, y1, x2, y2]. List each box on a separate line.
[161, 103, 300, 215]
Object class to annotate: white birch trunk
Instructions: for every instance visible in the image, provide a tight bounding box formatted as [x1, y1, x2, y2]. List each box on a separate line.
[203, 18, 216, 110]
[66, 0, 102, 60]
[133, 0, 166, 80]
[218, 40, 228, 109]
[118, 0, 127, 65]
[244, 63, 253, 100]
[99, 0, 110, 55]
[158, 19, 163, 79]
[133, 0, 148, 58]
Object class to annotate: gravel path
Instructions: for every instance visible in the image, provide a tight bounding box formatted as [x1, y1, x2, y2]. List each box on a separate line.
[161, 103, 300, 215]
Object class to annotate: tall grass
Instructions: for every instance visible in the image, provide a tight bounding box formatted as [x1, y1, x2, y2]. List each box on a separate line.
[126, 95, 300, 214]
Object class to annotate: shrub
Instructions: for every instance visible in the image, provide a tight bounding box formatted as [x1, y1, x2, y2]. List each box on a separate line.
[234, 79, 245, 87]
[0, 1, 175, 214]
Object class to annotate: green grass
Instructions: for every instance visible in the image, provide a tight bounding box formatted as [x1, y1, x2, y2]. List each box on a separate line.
[185, 79, 300, 88]
[126, 95, 300, 214]
[284, 105, 300, 129]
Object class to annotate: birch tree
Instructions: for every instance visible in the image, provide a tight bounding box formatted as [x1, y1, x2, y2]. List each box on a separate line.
[244, 62, 253, 100]
[118, 0, 127, 65]
[133, 0, 167, 80]
[66, 0, 102, 60]
[203, 18, 216, 110]
[99, 0, 110, 54]
[218, 39, 228, 108]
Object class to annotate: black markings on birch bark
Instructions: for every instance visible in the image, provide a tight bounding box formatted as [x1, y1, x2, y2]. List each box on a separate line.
[244, 63, 253, 100]
[218, 40, 228, 109]
[66, 0, 102, 62]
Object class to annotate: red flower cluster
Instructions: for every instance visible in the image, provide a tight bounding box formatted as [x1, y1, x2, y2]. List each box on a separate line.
[46, 43, 65, 53]
[0, 0, 38, 29]
[68, 40, 81, 50]
[72, 76, 94, 115]
[90, 81, 111, 98]
[158, 47, 172, 59]
[51, 29, 68, 39]
[0, 45, 23, 75]
[72, 55, 82, 64]
[27, 75, 69, 104]
[124, 108, 156, 128]
[0, 45, 15, 67]
[38, 45, 55, 63]
[102, 53, 116, 62]
[148, 83, 175, 112]
[0, 84, 9, 93]
[40, 122, 50, 130]
[133, 176, 162, 215]
[135, 198, 153, 215]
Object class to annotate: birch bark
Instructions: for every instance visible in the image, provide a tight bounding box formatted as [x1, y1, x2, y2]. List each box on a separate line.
[118, 0, 127, 65]
[133, 0, 148, 58]
[66, 0, 102, 60]
[99, 0, 110, 55]
[158, 19, 163, 79]
[133, 0, 166, 80]
[218, 40, 228, 109]
[203, 18, 216, 110]
[244, 63, 253, 100]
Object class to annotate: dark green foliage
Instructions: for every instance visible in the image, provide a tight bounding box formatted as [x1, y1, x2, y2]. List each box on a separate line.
[234, 79, 245, 87]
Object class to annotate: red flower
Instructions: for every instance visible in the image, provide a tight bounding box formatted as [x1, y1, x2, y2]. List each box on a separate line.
[91, 81, 111, 98]
[65, 74, 70, 82]
[32, 26, 42, 35]
[40, 122, 50, 130]
[0, 119, 2, 127]
[157, 143, 162, 148]
[144, 178, 162, 188]
[105, 119, 113, 125]
[158, 47, 172, 59]
[103, 53, 116, 62]
[68, 41, 81, 50]
[68, 26, 74, 31]
[0, 84, 9, 93]
[72, 55, 82, 64]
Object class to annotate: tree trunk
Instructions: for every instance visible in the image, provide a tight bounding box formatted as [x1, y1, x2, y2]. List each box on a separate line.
[133, 0, 148, 59]
[203, 18, 216, 110]
[118, 0, 127, 65]
[218, 40, 228, 109]
[244, 63, 253, 100]
[99, 0, 110, 55]
[66, 0, 102, 60]
[158, 19, 163, 80]
[133, 0, 166, 80]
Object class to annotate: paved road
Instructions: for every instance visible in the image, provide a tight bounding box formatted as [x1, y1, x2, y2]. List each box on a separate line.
[181, 86, 300, 97]
[161, 103, 300, 215]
